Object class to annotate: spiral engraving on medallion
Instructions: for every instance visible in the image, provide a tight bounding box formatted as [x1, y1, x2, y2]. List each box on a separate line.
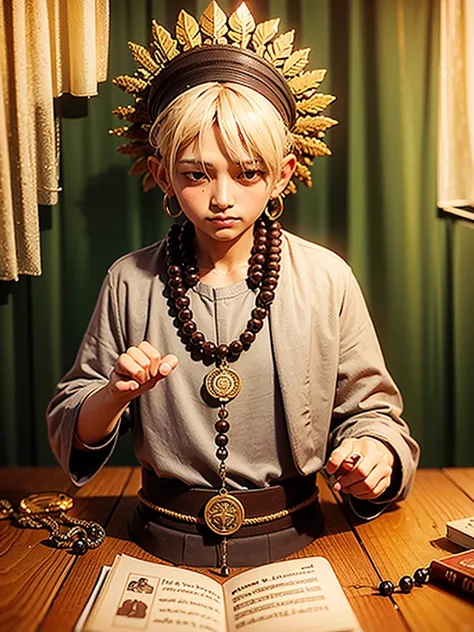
[204, 495, 245, 536]
[205, 366, 242, 401]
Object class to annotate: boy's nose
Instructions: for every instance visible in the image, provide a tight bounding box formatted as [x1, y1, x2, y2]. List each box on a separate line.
[210, 177, 235, 210]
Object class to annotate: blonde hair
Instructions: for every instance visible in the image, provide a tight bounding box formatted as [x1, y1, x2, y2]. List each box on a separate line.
[149, 82, 293, 189]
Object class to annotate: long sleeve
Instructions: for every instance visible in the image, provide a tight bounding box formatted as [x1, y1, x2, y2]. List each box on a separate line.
[329, 270, 420, 517]
[46, 271, 129, 485]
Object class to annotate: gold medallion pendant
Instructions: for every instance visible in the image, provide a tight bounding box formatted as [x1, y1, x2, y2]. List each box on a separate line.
[204, 489, 245, 536]
[205, 362, 242, 402]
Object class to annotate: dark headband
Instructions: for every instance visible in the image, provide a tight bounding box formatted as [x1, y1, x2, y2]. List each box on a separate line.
[147, 45, 296, 127]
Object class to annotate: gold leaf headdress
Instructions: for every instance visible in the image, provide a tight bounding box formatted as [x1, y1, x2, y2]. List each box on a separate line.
[111, 1, 337, 195]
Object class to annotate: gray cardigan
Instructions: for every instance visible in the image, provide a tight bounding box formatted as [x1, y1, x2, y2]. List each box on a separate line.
[47, 230, 420, 516]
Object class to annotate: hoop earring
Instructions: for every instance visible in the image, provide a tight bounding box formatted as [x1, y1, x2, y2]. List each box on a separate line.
[265, 195, 284, 221]
[163, 194, 182, 218]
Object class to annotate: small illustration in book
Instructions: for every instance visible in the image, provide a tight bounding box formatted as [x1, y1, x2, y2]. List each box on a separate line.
[127, 577, 154, 594]
[116, 599, 147, 618]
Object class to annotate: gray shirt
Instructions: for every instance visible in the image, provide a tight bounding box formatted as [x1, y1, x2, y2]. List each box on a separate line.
[132, 278, 297, 489]
[48, 231, 420, 518]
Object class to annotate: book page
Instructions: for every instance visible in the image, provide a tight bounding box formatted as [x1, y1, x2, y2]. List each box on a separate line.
[75, 566, 111, 631]
[84, 555, 226, 632]
[223, 557, 362, 632]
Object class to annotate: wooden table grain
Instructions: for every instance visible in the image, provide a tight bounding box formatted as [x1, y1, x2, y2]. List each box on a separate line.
[0, 468, 473, 632]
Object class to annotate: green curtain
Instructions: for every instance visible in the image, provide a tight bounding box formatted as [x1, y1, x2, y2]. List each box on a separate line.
[1, 0, 472, 467]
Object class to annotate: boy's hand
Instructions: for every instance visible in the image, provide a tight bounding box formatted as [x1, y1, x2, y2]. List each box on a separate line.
[325, 437, 395, 500]
[107, 341, 178, 402]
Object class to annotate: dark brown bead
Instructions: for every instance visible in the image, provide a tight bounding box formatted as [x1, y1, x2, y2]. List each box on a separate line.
[202, 341, 216, 357]
[249, 271, 264, 285]
[262, 282, 277, 293]
[259, 290, 275, 305]
[216, 447, 228, 461]
[252, 307, 267, 320]
[268, 253, 280, 262]
[249, 263, 263, 273]
[175, 296, 190, 310]
[215, 419, 230, 433]
[218, 407, 229, 419]
[268, 221, 281, 231]
[185, 273, 200, 286]
[215, 434, 229, 447]
[217, 344, 229, 359]
[229, 340, 243, 355]
[268, 245, 281, 255]
[263, 276, 278, 290]
[167, 265, 181, 276]
[255, 226, 267, 237]
[269, 229, 280, 239]
[248, 318, 263, 333]
[251, 254, 265, 266]
[254, 243, 267, 254]
[267, 262, 280, 272]
[178, 308, 192, 322]
[182, 320, 197, 335]
[240, 331, 256, 346]
[190, 331, 205, 347]
[168, 275, 183, 287]
[171, 286, 186, 299]
[269, 237, 282, 247]
[185, 265, 199, 275]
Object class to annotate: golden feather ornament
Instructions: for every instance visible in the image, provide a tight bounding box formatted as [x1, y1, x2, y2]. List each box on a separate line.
[288, 69, 327, 97]
[297, 93, 336, 115]
[111, 1, 337, 194]
[152, 21, 179, 63]
[293, 134, 332, 157]
[200, 1, 228, 44]
[112, 75, 148, 96]
[282, 48, 310, 78]
[128, 42, 161, 73]
[176, 10, 202, 50]
[264, 30, 295, 66]
[251, 18, 280, 54]
[294, 114, 338, 135]
[228, 3, 256, 48]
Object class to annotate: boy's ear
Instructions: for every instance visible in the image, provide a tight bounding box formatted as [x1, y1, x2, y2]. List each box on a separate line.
[270, 153, 297, 199]
[148, 156, 174, 195]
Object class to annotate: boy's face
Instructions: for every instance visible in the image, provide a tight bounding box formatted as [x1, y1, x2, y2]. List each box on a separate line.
[150, 125, 296, 247]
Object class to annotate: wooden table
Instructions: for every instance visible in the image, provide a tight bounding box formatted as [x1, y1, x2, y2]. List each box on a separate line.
[1, 468, 473, 632]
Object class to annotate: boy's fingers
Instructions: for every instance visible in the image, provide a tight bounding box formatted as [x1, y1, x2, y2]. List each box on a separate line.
[158, 354, 179, 377]
[341, 460, 392, 495]
[325, 439, 355, 474]
[126, 347, 152, 380]
[344, 466, 392, 499]
[336, 453, 378, 488]
[112, 377, 141, 393]
[116, 353, 148, 384]
[137, 341, 161, 377]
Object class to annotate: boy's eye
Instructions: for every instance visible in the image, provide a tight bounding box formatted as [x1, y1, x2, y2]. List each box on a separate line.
[239, 170, 261, 181]
[186, 171, 207, 181]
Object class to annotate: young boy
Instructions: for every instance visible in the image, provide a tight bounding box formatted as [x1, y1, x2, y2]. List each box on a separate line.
[47, 2, 419, 574]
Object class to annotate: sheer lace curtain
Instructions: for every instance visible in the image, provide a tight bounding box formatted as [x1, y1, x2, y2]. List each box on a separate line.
[0, 0, 109, 282]
[438, 0, 474, 208]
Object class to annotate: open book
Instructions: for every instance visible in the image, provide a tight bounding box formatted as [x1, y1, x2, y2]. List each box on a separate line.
[78, 554, 362, 632]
